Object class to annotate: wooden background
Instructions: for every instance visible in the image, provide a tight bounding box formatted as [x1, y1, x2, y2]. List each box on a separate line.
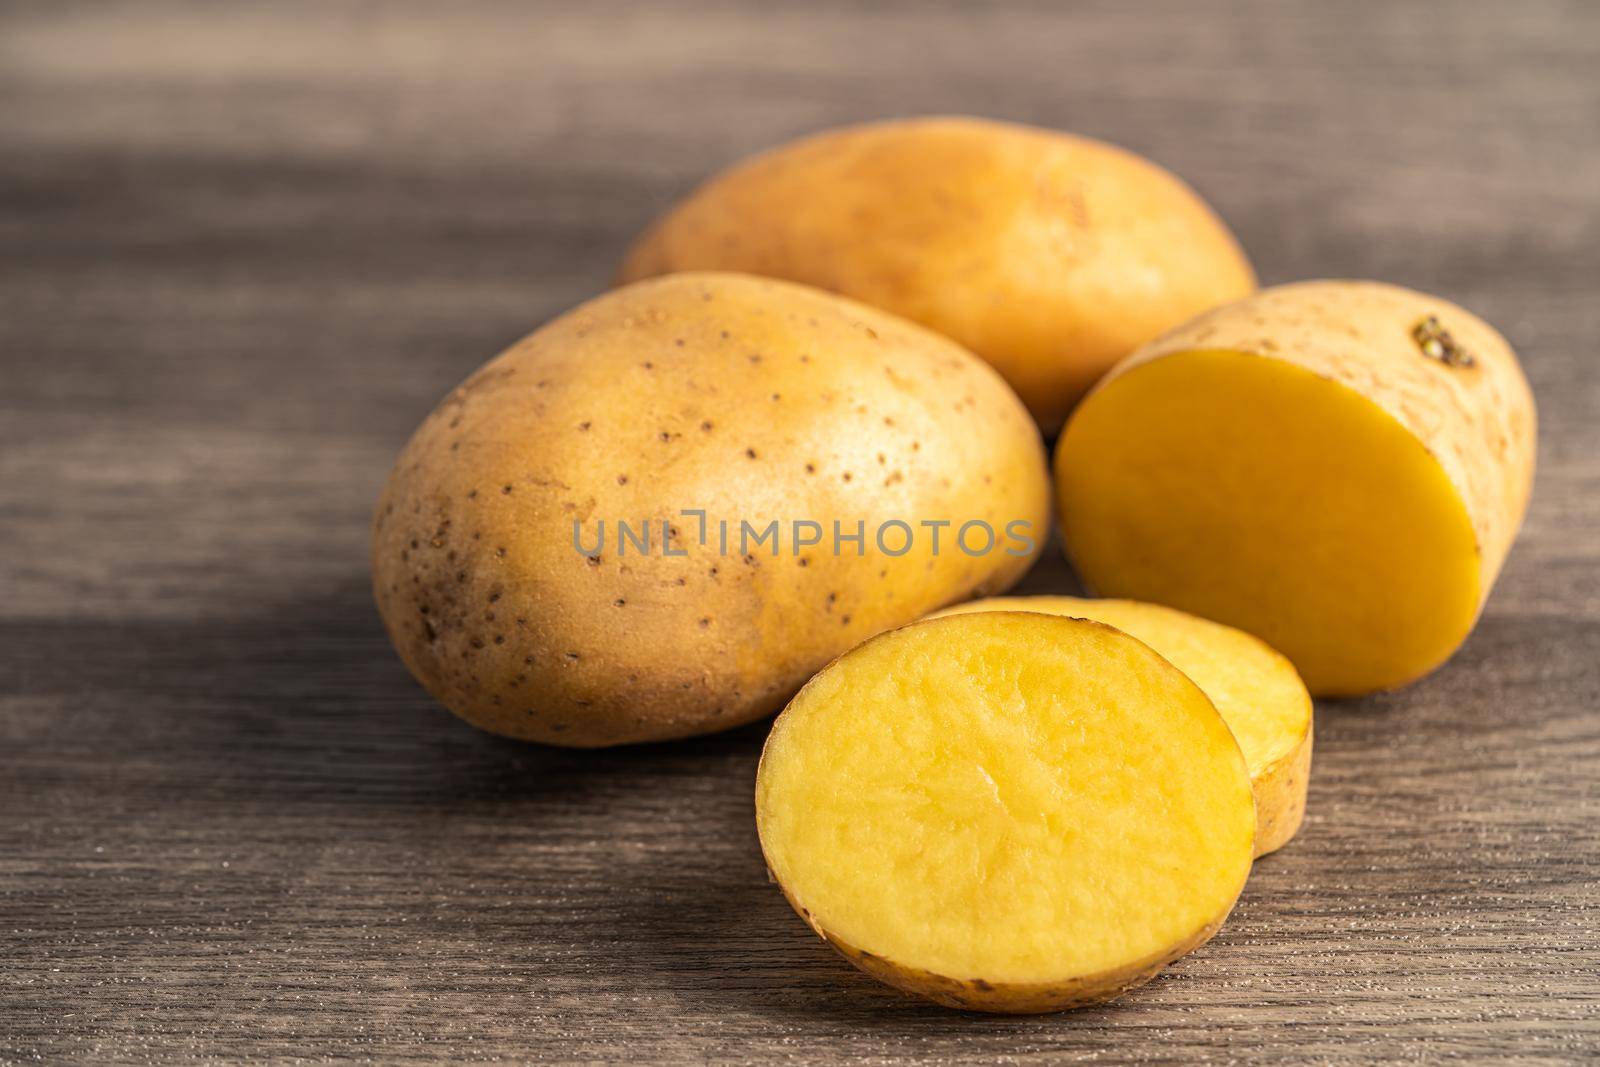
[2, 1, 1597, 1062]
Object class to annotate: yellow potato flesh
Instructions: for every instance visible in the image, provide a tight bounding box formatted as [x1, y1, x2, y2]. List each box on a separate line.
[1058, 349, 1481, 696]
[932, 595, 1312, 855]
[756, 612, 1255, 1012]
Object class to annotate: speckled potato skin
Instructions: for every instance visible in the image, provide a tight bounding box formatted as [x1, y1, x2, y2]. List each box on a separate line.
[618, 116, 1256, 432]
[372, 272, 1051, 746]
[775, 880, 1231, 1014]
[1086, 280, 1537, 599]
[1254, 732, 1312, 858]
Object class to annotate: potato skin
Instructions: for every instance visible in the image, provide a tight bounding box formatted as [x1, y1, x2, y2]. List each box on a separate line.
[372, 272, 1050, 746]
[619, 116, 1255, 431]
[1074, 280, 1536, 618]
[1253, 732, 1312, 858]
[780, 880, 1224, 1014]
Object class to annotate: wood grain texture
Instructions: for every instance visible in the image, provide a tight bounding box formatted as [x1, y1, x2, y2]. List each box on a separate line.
[1, 1, 1596, 1062]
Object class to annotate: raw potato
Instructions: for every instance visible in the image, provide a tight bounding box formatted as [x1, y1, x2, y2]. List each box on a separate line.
[373, 272, 1051, 746]
[1057, 280, 1536, 697]
[757, 612, 1256, 1013]
[931, 596, 1312, 856]
[619, 116, 1256, 431]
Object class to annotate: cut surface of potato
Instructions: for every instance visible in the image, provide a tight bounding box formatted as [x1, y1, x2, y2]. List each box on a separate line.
[932, 596, 1311, 856]
[755, 612, 1255, 1013]
[1057, 281, 1535, 697]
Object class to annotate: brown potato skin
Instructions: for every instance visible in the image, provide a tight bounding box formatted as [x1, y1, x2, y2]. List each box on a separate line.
[619, 116, 1255, 432]
[1254, 729, 1312, 858]
[372, 272, 1050, 746]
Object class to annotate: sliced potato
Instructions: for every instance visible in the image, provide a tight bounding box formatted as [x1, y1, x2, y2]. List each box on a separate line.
[1057, 280, 1536, 696]
[756, 612, 1256, 1013]
[931, 596, 1311, 856]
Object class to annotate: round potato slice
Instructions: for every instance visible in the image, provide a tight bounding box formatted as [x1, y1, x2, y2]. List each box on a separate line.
[931, 596, 1312, 856]
[1056, 281, 1536, 697]
[755, 612, 1256, 1013]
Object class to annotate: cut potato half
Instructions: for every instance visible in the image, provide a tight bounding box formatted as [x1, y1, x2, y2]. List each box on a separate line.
[1057, 281, 1535, 697]
[755, 612, 1256, 1013]
[931, 596, 1311, 856]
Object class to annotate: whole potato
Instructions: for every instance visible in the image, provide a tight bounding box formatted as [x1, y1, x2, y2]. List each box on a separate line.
[373, 272, 1051, 746]
[619, 116, 1255, 432]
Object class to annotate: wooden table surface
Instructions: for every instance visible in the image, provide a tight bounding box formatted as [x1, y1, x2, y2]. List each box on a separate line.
[3, 2, 1597, 1062]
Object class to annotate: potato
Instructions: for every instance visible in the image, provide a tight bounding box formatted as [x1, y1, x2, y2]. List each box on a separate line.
[930, 596, 1312, 856]
[1057, 280, 1536, 697]
[618, 116, 1256, 432]
[756, 612, 1256, 1013]
[372, 271, 1050, 746]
